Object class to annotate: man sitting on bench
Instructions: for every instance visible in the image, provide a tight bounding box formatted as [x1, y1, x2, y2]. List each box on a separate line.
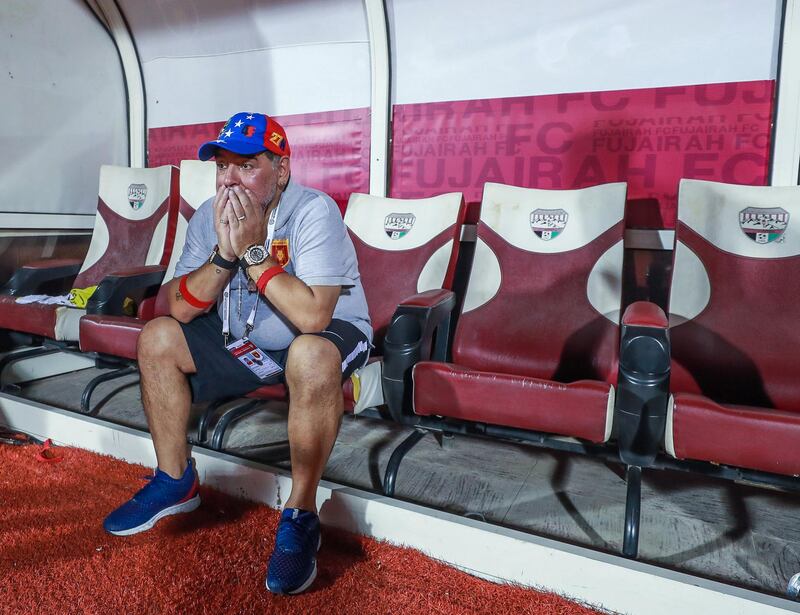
[103, 112, 372, 596]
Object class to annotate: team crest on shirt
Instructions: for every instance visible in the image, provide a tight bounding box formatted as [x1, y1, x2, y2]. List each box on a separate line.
[739, 207, 789, 244]
[127, 183, 147, 210]
[530, 209, 568, 241]
[384, 213, 416, 240]
[271, 239, 290, 266]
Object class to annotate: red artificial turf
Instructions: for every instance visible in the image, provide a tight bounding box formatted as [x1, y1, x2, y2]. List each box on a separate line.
[0, 441, 604, 614]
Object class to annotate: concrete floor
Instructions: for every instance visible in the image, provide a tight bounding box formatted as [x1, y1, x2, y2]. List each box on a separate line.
[15, 364, 800, 599]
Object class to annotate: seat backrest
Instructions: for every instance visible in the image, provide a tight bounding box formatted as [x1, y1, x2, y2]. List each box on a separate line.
[452, 182, 627, 384]
[165, 160, 217, 281]
[151, 160, 217, 318]
[344, 192, 466, 350]
[669, 179, 800, 410]
[74, 165, 179, 289]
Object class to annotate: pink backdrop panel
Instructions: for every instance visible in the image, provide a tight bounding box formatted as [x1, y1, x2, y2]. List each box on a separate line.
[148, 108, 371, 214]
[390, 81, 774, 228]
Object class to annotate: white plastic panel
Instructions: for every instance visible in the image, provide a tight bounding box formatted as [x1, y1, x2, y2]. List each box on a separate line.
[665, 395, 677, 457]
[118, 0, 371, 127]
[462, 238, 502, 314]
[416, 240, 454, 293]
[164, 160, 217, 281]
[81, 164, 175, 274]
[669, 242, 711, 326]
[345, 192, 463, 250]
[480, 182, 627, 254]
[145, 214, 169, 266]
[53, 307, 85, 342]
[96, 165, 174, 222]
[79, 214, 109, 273]
[586, 240, 624, 323]
[387, 0, 781, 104]
[0, 1, 127, 214]
[179, 161, 217, 211]
[678, 179, 800, 258]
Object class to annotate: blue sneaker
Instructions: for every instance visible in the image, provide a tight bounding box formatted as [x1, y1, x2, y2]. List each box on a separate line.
[103, 459, 200, 536]
[266, 508, 322, 594]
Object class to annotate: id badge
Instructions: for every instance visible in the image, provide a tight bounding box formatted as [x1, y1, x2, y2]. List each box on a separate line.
[226, 338, 282, 380]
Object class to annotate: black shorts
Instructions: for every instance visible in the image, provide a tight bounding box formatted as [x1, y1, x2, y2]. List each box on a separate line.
[179, 311, 370, 403]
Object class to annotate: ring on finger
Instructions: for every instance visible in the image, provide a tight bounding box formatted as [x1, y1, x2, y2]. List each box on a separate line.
[220, 218, 228, 224]
[237, 215, 246, 221]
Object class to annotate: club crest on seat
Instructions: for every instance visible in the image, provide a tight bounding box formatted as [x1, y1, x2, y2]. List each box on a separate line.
[530, 209, 568, 241]
[384, 213, 416, 240]
[127, 183, 148, 211]
[739, 207, 789, 244]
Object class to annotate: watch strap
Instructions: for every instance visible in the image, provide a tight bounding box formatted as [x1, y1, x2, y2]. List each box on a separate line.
[210, 246, 237, 270]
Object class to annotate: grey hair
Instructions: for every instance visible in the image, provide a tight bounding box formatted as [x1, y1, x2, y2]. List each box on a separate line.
[260, 149, 282, 169]
[260, 150, 291, 187]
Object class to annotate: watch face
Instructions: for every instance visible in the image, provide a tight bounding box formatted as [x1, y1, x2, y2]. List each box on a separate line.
[246, 245, 267, 265]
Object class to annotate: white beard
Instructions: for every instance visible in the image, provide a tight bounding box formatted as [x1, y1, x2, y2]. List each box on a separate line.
[262, 179, 279, 210]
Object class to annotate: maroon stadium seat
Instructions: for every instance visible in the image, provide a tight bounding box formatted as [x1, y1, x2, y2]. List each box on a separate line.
[79, 161, 215, 358]
[666, 179, 800, 476]
[75, 161, 216, 412]
[609, 179, 800, 561]
[389, 181, 627, 433]
[0, 165, 180, 344]
[381, 181, 640, 547]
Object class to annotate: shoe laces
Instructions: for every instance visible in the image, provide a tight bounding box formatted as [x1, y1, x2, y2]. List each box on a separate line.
[131, 473, 162, 500]
[275, 515, 314, 554]
[132, 469, 188, 502]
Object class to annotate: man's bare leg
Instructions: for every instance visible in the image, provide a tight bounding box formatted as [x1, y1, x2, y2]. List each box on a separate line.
[282, 334, 343, 512]
[137, 316, 198, 479]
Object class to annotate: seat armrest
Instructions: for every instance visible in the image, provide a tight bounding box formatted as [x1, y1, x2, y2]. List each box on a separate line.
[622, 300, 668, 328]
[615, 301, 671, 467]
[86, 265, 167, 316]
[2, 258, 83, 296]
[397, 288, 455, 312]
[382, 289, 457, 423]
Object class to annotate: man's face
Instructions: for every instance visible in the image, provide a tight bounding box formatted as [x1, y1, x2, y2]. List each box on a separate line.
[214, 149, 283, 209]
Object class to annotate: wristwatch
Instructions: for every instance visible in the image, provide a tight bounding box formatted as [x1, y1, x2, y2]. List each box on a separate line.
[208, 245, 237, 270]
[239, 243, 268, 271]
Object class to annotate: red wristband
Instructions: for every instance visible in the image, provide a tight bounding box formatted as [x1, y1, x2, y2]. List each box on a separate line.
[179, 275, 214, 309]
[256, 266, 285, 294]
